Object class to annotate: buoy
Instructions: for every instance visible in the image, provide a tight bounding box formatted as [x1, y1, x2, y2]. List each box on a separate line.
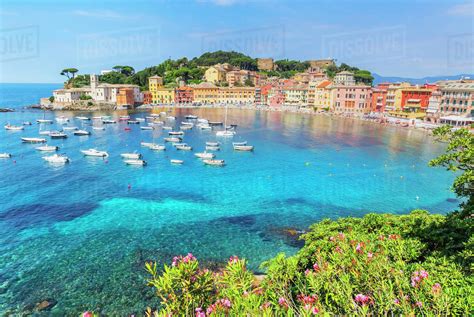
[305, 162, 310, 166]
[416, 196, 419, 200]
[400, 176, 404, 179]
[128, 184, 131, 190]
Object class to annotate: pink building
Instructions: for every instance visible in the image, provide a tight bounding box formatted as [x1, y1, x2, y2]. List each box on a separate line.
[331, 85, 372, 115]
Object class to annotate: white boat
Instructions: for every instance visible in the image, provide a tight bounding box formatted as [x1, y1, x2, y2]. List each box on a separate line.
[150, 113, 160, 117]
[216, 130, 235, 137]
[180, 125, 193, 130]
[141, 142, 154, 148]
[81, 149, 109, 157]
[170, 159, 183, 165]
[92, 116, 102, 120]
[49, 131, 68, 139]
[4, 124, 24, 131]
[185, 115, 198, 119]
[127, 120, 140, 124]
[232, 141, 247, 146]
[63, 126, 78, 131]
[36, 145, 59, 152]
[206, 145, 220, 151]
[22, 121, 32, 125]
[164, 137, 182, 142]
[145, 116, 155, 120]
[22, 137, 46, 143]
[149, 144, 166, 151]
[209, 121, 223, 126]
[76, 116, 91, 121]
[166, 116, 176, 120]
[36, 119, 53, 124]
[176, 144, 192, 151]
[206, 141, 220, 146]
[74, 130, 90, 136]
[92, 126, 105, 130]
[140, 126, 154, 130]
[39, 130, 51, 135]
[119, 115, 130, 121]
[43, 154, 69, 164]
[233, 145, 254, 151]
[0, 153, 12, 158]
[162, 126, 173, 130]
[121, 153, 142, 159]
[124, 159, 147, 166]
[203, 159, 225, 166]
[181, 122, 194, 126]
[198, 124, 212, 130]
[197, 118, 208, 124]
[136, 118, 145, 122]
[102, 119, 116, 124]
[56, 116, 69, 123]
[195, 152, 215, 159]
[160, 111, 166, 116]
[169, 131, 184, 136]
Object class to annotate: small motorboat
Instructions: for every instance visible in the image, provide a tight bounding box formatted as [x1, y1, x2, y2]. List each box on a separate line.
[185, 115, 198, 119]
[162, 126, 173, 130]
[216, 130, 235, 137]
[209, 121, 223, 126]
[232, 141, 247, 146]
[39, 130, 51, 135]
[140, 142, 154, 148]
[170, 159, 183, 165]
[43, 154, 69, 164]
[166, 116, 176, 120]
[36, 119, 53, 124]
[169, 131, 184, 136]
[121, 153, 142, 159]
[145, 116, 155, 120]
[203, 159, 225, 167]
[49, 131, 68, 139]
[102, 119, 116, 124]
[127, 120, 140, 124]
[76, 116, 91, 121]
[124, 159, 147, 166]
[36, 145, 59, 152]
[0, 153, 12, 158]
[181, 122, 194, 126]
[148, 121, 163, 126]
[198, 124, 212, 130]
[74, 130, 90, 136]
[22, 137, 46, 143]
[233, 145, 254, 151]
[81, 149, 109, 157]
[119, 115, 130, 121]
[136, 118, 145, 122]
[4, 124, 24, 131]
[149, 144, 166, 151]
[63, 126, 78, 131]
[92, 116, 102, 120]
[206, 145, 220, 151]
[92, 126, 105, 130]
[180, 125, 193, 130]
[22, 121, 32, 126]
[164, 137, 182, 143]
[195, 152, 215, 159]
[160, 111, 166, 116]
[140, 126, 154, 130]
[175, 144, 192, 151]
[197, 118, 208, 124]
[206, 141, 220, 147]
[150, 113, 160, 117]
[56, 116, 69, 123]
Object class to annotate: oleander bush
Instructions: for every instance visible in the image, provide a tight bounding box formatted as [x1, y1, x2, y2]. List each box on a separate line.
[144, 211, 472, 316]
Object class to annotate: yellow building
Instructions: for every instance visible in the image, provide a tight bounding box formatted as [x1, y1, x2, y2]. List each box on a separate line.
[219, 87, 255, 104]
[190, 82, 220, 104]
[314, 80, 333, 109]
[154, 88, 175, 104]
[385, 82, 410, 111]
[204, 65, 227, 83]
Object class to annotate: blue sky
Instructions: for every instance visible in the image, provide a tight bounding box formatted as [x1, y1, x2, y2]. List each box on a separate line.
[0, 0, 473, 83]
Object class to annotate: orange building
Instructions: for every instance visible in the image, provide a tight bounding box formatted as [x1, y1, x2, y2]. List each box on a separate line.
[175, 86, 194, 104]
[400, 85, 436, 112]
[116, 88, 135, 106]
[143, 91, 152, 104]
[371, 83, 389, 112]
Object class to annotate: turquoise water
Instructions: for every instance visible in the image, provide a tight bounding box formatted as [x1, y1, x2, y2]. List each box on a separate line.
[0, 84, 458, 315]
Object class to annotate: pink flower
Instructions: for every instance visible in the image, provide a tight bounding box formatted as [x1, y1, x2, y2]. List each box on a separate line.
[171, 256, 179, 267]
[82, 312, 93, 317]
[219, 298, 231, 308]
[367, 252, 373, 259]
[338, 232, 345, 240]
[313, 262, 320, 272]
[228, 256, 239, 265]
[304, 304, 311, 310]
[305, 269, 311, 276]
[354, 294, 370, 305]
[355, 243, 362, 253]
[432, 283, 441, 294]
[335, 246, 342, 253]
[195, 307, 205, 317]
[419, 270, 428, 279]
[329, 236, 335, 242]
[260, 302, 271, 310]
[312, 306, 319, 314]
[416, 301, 423, 308]
[394, 298, 400, 305]
[243, 291, 249, 297]
[278, 297, 287, 307]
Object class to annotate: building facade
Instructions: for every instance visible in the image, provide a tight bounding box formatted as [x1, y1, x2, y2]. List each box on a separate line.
[314, 80, 332, 110]
[438, 81, 474, 126]
[175, 86, 194, 104]
[331, 85, 372, 115]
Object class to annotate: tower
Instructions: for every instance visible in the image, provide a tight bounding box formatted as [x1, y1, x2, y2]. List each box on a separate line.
[90, 74, 98, 90]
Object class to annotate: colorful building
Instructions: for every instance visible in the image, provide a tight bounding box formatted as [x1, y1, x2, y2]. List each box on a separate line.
[438, 81, 474, 126]
[399, 85, 435, 112]
[143, 91, 152, 104]
[282, 84, 309, 106]
[371, 84, 388, 112]
[204, 64, 233, 83]
[334, 71, 356, 86]
[175, 86, 194, 104]
[218, 87, 255, 104]
[116, 87, 135, 106]
[190, 82, 220, 104]
[314, 80, 332, 110]
[331, 84, 372, 115]
[154, 88, 175, 104]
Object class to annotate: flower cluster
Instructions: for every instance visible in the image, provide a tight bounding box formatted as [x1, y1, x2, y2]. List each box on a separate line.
[228, 255, 239, 265]
[278, 297, 288, 308]
[171, 253, 196, 267]
[206, 298, 232, 315]
[354, 294, 371, 306]
[195, 307, 205, 317]
[411, 270, 429, 287]
[432, 282, 442, 295]
[297, 294, 319, 314]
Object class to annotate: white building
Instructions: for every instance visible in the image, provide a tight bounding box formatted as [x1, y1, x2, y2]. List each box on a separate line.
[334, 71, 356, 86]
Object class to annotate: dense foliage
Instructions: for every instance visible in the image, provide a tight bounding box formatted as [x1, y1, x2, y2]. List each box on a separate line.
[138, 126, 472, 316]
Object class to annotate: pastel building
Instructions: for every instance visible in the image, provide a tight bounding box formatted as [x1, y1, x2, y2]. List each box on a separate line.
[218, 87, 255, 104]
[438, 81, 474, 126]
[331, 84, 372, 114]
[282, 84, 309, 106]
[175, 86, 194, 104]
[314, 80, 332, 110]
[190, 82, 220, 104]
[371, 83, 389, 112]
[334, 71, 356, 86]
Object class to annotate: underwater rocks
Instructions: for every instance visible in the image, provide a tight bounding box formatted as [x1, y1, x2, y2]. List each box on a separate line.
[36, 298, 57, 311]
[261, 227, 307, 248]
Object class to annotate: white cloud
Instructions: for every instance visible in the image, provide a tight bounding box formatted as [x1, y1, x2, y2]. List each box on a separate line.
[448, 2, 474, 16]
[72, 10, 124, 19]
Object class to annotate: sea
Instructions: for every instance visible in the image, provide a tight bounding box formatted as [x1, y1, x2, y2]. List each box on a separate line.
[0, 83, 458, 315]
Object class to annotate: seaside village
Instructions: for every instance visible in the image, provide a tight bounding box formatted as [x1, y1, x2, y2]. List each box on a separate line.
[46, 58, 474, 129]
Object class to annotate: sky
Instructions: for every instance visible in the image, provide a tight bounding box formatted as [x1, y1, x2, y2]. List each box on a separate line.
[0, 0, 473, 83]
